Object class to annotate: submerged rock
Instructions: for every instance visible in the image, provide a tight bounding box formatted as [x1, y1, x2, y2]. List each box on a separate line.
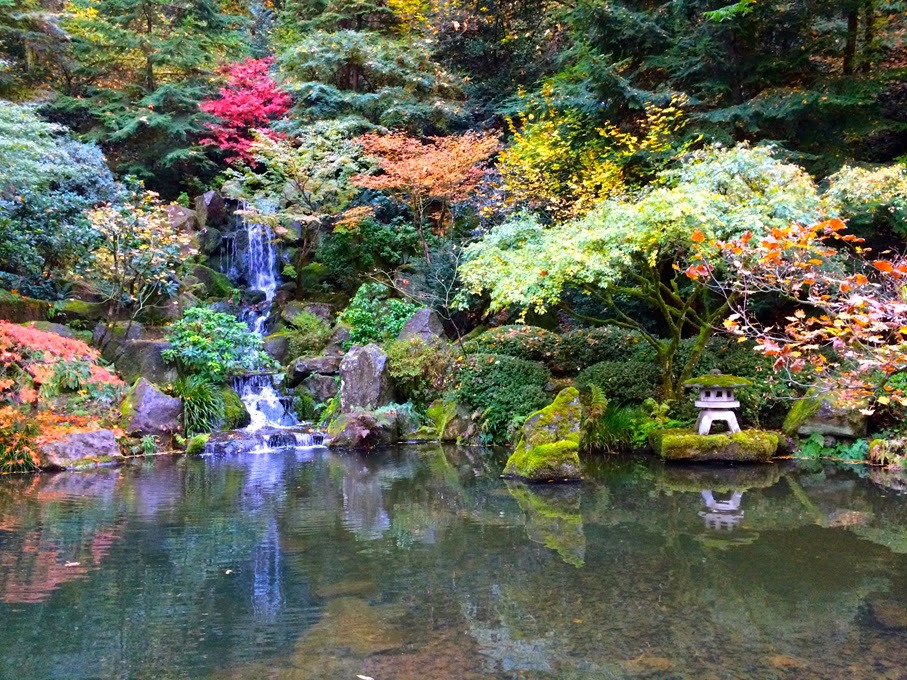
[783, 391, 868, 438]
[38, 429, 123, 471]
[339, 344, 395, 412]
[503, 387, 583, 482]
[120, 378, 182, 438]
[650, 428, 779, 462]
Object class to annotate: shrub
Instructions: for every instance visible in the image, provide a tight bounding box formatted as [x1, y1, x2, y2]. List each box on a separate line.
[0, 409, 40, 473]
[171, 376, 225, 436]
[338, 283, 419, 347]
[286, 311, 332, 357]
[463, 325, 560, 363]
[576, 360, 662, 405]
[385, 338, 454, 408]
[0, 102, 118, 298]
[162, 307, 274, 382]
[453, 353, 550, 443]
[555, 327, 653, 373]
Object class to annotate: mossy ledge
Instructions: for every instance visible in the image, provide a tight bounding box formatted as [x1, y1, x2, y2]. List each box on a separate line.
[649, 428, 779, 463]
[186, 433, 210, 455]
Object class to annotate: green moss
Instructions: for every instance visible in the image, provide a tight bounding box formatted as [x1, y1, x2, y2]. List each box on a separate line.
[0, 289, 49, 322]
[186, 433, 210, 454]
[221, 386, 251, 430]
[192, 265, 233, 298]
[684, 374, 752, 389]
[52, 298, 105, 322]
[782, 396, 821, 435]
[65, 455, 118, 470]
[503, 440, 581, 481]
[294, 390, 316, 421]
[650, 427, 779, 462]
[516, 387, 582, 450]
[119, 377, 141, 423]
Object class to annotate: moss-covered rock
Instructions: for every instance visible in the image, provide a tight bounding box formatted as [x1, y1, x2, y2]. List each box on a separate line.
[649, 427, 779, 462]
[782, 391, 867, 438]
[22, 321, 74, 338]
[191, 264, 233, 298]
[222, 386, 251, 429]
[263, 331, 291, 364]
[186, 433, 210, 454]
[52, 298, 106, 324]
[0, 290, 48, 322]
[504, 387, 583, 482]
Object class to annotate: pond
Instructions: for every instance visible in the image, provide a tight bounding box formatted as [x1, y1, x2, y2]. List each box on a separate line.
[1, 445, 907, 679]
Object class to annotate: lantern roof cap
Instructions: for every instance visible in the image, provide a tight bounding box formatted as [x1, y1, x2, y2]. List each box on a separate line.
[684, 371, 751, 389]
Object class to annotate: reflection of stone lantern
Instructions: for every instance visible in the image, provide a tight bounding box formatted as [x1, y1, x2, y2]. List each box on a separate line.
[699, 490, 744, 531]
[684, 371, 752, 435]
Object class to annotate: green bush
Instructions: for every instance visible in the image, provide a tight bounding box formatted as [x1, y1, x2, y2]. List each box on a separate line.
[463, 325, 560, 363]
[286, 311, 332, 357]
[555, 327, 653, 372]
[339, 283, 419, 347]
[453, 353, 550, 443]
[385, 337, 454, 408]
[162, 307, 274, 382]
[171, 375, 225, 436]
[576, 360, 662, 405]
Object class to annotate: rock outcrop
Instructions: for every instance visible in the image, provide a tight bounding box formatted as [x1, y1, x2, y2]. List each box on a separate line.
[120, 378, 182, 438]
[39, 429, 123, 471]
[339, 344, 394, 412]
[327, 409, 399, 448]
[397, 308, 446, 343]
[783, 391, 868, 438]
[503, 387, 583, 482]
[288, 356, 342, 387]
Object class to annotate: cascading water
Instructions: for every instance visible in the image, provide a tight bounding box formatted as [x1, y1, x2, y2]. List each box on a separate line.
[217, 204, 324, 452]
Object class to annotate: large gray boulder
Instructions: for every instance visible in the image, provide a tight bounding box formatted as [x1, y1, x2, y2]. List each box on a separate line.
[397, 308, 446, 343]
[288, 355, 342, 387]
[120, 378, 182, 438]
[167, 205, 198, 233]
[326, 410, 398, 448]
[302, 373, 339, 404]
[263, 333, 290, 364]
[323, 325, 351, 357]
[23, 321, 74, 338]
[39, 429, 123, 471]
[194, 190, 226, 228]
[339, 344, 395, 412]
[111, 340, 177, 386]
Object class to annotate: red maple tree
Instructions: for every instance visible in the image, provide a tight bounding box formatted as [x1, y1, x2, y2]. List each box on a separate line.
[200, 58, 292, 162]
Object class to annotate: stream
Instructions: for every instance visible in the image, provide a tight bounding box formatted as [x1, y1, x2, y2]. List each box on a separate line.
[1, 448, 907, 679]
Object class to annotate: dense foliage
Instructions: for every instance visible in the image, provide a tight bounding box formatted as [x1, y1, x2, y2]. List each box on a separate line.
[338, 283, 419, 346]
[162, 307, 272, 382]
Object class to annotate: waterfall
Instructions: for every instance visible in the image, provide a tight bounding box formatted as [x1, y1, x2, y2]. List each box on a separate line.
[235, 206, 301, 435]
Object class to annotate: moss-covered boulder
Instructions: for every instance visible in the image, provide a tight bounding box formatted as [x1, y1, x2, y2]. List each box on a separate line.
[110, 340, 177, 386]
[649, 428, 779, 462]
[52, 298, 106, 324]
[326, 409, 399, 448]
[222, 386, 251, 430]
[263, 332, 291, 364]
[503, 387, 583, 482]
[190, 264, 233, 298]
[783, 391, 868, 438]
[22, 321, 74, 338]
[38, 429, 123, 471]
[0, 290, 48, 322]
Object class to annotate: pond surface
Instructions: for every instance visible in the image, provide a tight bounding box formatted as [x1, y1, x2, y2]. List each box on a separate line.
[2, 446, 907, 679]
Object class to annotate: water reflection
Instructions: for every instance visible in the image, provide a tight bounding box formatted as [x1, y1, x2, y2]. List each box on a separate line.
[0, 449, 906, 678]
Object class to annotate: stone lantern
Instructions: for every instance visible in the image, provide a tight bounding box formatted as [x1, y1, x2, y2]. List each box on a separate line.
[684, 371, 752, 436]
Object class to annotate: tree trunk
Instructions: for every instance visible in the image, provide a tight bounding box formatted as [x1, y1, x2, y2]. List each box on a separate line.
[860, 0, 875, 73]
[844, 8, 859, 75]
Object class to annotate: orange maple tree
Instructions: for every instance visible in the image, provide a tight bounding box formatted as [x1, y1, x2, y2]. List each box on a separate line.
[0, 322, 124, 472]
[687, 219, 907, 412]
[352, 131, 499, 261]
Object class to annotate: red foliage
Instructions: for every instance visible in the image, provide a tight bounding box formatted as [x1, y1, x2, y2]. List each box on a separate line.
[200, 58, 292, 162]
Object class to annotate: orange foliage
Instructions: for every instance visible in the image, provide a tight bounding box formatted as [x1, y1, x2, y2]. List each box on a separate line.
[352, 131, 499, 259]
